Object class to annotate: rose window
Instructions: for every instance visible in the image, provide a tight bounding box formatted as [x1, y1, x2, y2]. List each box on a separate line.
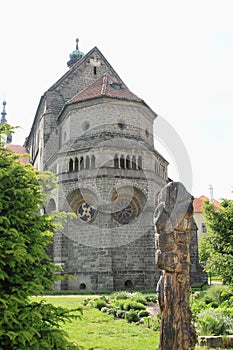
[77, 202, 97, 223]
[112, 199, 138, 224]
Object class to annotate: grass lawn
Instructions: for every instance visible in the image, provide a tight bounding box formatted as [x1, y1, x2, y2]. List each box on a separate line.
[34, 296, 159, 350]
[33, 295, 230, 350]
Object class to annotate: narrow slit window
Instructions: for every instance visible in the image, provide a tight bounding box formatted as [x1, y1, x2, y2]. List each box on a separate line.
[114, 155, 118, 168]
[86, 156, 90, 169]
[120, 156, 125, 169]
[91, 155, 95, 169]
[94, 66, 97, 75]
[80, 156, 84, 170]
[126, 155, 130, 169]
[138, 156, 142, 170]
[132, 156, 136, 170]
[74, 158, 79, 171]
[68, 159, 73, 172]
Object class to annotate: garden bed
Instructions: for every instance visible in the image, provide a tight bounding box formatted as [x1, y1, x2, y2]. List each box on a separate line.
[198, 335, 233, 348]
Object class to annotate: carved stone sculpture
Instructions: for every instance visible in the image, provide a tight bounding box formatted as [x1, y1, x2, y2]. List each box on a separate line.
[154, 182, 196, 350]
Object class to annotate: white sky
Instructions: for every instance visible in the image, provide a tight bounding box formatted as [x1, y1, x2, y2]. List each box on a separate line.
[1, 0, 232, 201]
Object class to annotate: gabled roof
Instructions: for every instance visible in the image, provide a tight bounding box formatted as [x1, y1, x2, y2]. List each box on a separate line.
[193, 195, 220, 213]
[68, 74, 143, 104]
[49, 46, 126, 92]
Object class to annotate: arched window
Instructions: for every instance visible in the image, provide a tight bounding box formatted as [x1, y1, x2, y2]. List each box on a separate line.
[114, 155, 119, 168]
[120, 155, 125, 169]
[68, 158, 73, 172]
[91, 155, 95, 169]
[79, 283, 86, 290]
[86, 156, 90, 169]
[126, 155, 130, 169]
[138, 156, 142, 170]
[124, 280, 133, 289]
[74, 157, 79, 171]
[80, 156, 84, 170]
[132, 156, 137, 170]
[46, 198, 56, 213]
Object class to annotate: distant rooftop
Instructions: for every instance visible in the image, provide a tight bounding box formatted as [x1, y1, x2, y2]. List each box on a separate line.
[6, 144, 29, 165]
[193, 195, 220, 213]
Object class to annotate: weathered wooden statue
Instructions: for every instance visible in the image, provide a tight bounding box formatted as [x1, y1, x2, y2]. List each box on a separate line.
[154, 182, 196, 350]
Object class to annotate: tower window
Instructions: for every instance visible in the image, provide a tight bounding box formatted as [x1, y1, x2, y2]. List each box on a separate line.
[86, 156, 90, 169]
[74, 158, 79, 171]
[91, 155, 95, 169]
[138, 156, 142, 170]
[132, 156, 137, 170]
[94, 66, 97, 75]
[126, 156, 130, 169]
[68, 159, 73, 172]
[114, 155, 119, 168]
[120, 156, 125, 169]
[80, 156, 84, 170]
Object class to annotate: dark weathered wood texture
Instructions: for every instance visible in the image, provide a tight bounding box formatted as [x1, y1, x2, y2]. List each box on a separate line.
[154, 182, 196, 350]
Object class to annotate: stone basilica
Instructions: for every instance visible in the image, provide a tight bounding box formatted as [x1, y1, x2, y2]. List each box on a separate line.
[25, 40, 206, 290]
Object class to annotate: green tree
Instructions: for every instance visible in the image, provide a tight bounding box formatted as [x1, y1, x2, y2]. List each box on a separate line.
[0, 124, 81, 349]
[199, 198, 233, 285]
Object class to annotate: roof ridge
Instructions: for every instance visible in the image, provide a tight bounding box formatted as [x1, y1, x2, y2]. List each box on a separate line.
[101, 74, 107, 95]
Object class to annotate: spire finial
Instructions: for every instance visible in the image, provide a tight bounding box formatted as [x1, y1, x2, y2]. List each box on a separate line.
[67, 38, 84, 68]
[76, 38, 79, 50]
[1, 100, 7, 124]
[0, 100, 12, 143]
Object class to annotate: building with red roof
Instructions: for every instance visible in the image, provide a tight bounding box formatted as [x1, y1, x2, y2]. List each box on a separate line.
[24, 39, 207, 290]
[6, 144, 29, 165]
[193, 195, 220, 242]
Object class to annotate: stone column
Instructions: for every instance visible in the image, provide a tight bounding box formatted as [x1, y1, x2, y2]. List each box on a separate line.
[154, 182, 196, 350]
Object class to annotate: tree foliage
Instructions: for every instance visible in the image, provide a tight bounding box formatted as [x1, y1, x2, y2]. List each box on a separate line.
[199, 198, 233, 284]
[0, 124, 81, 349]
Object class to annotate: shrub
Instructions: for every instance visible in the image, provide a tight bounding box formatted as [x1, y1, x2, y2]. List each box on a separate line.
[190, 294, 211, 317]
[115, 299, 126, 310]
[112, 291, 130, 300]
[107, 307, 117, 317]
[123, 300, 146, 311]
[125, 310, 140, 323]
[92, 299, 107, 310]
[197, 310, 233, 336]
[116, 309, 126, 319]
[221, 296, 233, 309]
[101, 307, 108, 313]
[145, 295, 157, 304]
[138, 310, 150, 318]
[145, 315, 161, 331]
[82, 298, 91, 306]
[130, 292, 147, 305]
[207, 285, 233, 305]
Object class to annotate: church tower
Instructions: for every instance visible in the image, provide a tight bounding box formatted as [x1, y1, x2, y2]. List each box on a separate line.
[26, 40, 206, 290]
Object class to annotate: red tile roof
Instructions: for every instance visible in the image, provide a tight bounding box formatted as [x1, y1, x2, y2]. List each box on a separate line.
[193, 195, 220, 213]
[68, 74, 143, 104]
[6, 144, 29, 164]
